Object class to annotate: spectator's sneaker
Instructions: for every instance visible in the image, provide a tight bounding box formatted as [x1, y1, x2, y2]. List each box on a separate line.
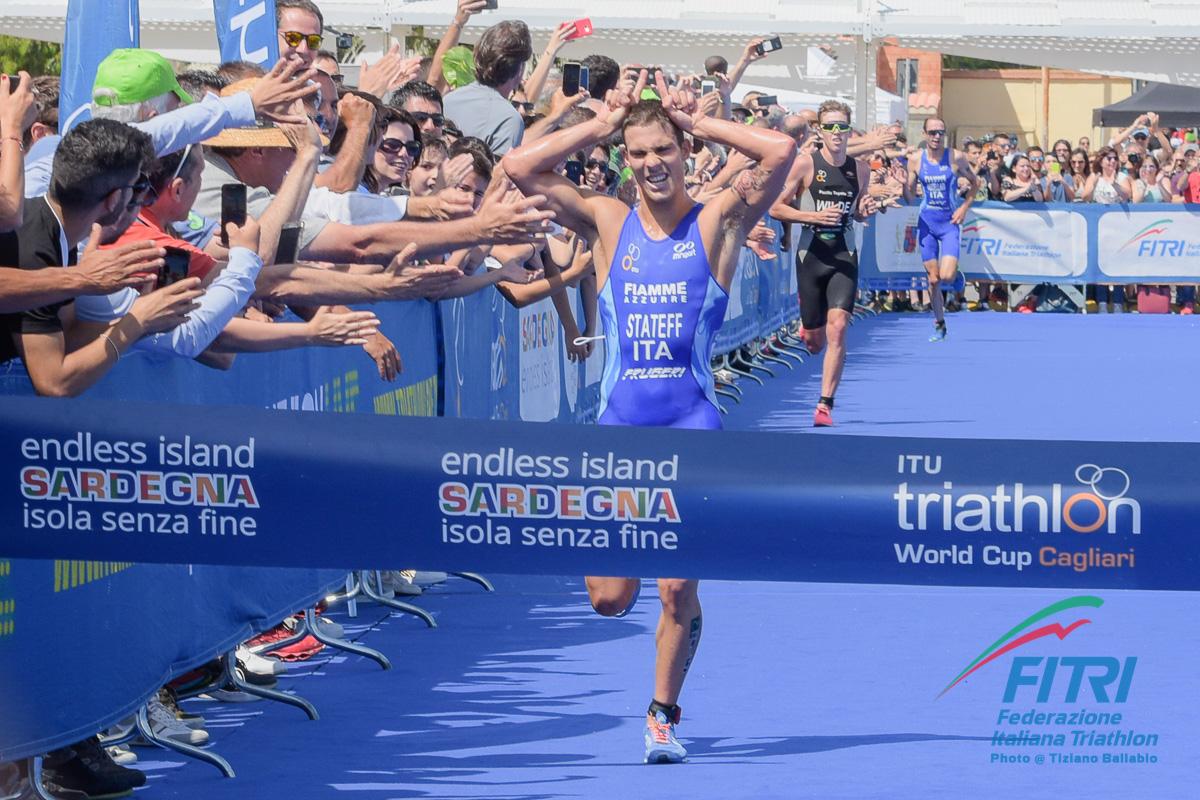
[157, 687, 207, 729]
[644, 711, 687, 764]
[105, 746, 137, 766]
[411, 570, 449, 586]
[387, 570, 423, 596]
[44, 736, 145, 798]
[1085, 299, 1098, 313]
[245, 621, 300, 652]
[236, 645, 287, 677]
[614, 580, 640, 618]
[813, 404, 834, 427]
[144, 698, 209, 745]
[234, 658, 281, 686]
[1112, 303, 1124, 314]
[929, 322, 947, 342]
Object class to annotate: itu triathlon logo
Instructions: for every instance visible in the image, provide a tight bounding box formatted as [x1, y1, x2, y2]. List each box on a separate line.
[894, 458, 1141, 535]
[938, 595, 1103, 699]
[672, 241, 697, 261]
[621, 243, 641, 272]
[1118, 218, 1188, 256]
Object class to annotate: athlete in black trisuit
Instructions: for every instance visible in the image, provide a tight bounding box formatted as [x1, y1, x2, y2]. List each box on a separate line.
[771, 100, 878, 426]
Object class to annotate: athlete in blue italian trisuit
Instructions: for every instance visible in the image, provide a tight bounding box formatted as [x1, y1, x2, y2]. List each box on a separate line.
[504, 69, 794, 764]
[770, 100, 880, 427]
[905, 117, 980, 342]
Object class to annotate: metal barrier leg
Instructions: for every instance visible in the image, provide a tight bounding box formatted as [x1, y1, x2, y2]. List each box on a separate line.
[361, 570, 438, 629]
[736, 347, 775, 378]
[715, 387, 741, 405]
[224, 651, 319, 720]
[303, 607, 391, 670]
[451, 572, 494, 592]
[26, 758, 58, 800]
[757, 343, 792, 370]
[134, 704, 236, 778]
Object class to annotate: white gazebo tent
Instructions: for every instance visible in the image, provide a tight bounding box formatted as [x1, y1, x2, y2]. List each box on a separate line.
[4, 0, 1200, 125]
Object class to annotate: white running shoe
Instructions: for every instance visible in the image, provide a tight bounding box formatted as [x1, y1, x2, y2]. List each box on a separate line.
[644, 710, 687, 764]
[236, 645, 287, 677]
[106, 745, 138, 765]
[410, 570, 448, 586]
[146, 699, 209, 745]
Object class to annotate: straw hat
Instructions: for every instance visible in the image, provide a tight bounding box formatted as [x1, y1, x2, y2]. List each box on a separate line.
[203, 78, 327, 149]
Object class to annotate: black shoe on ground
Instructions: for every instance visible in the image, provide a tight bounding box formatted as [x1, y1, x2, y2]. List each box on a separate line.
[42, 736, 145, 799]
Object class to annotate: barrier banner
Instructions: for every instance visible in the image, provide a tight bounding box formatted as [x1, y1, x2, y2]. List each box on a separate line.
[862, 201, 1200, 284]
[60, 0, 140, 132]
[1095, 207, 1200, 279]
[212, 0, 279, 68]
[2, 395, 1193, 591]
[870, 203, 1088, 282]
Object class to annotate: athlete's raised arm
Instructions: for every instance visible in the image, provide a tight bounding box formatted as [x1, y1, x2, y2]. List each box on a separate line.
[502, 73, 646, 240]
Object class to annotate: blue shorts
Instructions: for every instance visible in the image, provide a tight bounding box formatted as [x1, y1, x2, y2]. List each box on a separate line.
[918, 213, 960, 263]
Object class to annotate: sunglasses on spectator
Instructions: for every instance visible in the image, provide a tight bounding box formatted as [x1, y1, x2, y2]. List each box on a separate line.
[820, 122, 852, 133]
[280, 31, 323, 50]
[511, 101, 535, 114]
[118, 173, 156, 208]
[1071, 159, 1086, 165]
[926, 128, 946, 136]
[410, 111, 445, 127]
[379, 138, 422, 159]
[1030, 156, 1044, 162]
[329, 73, 345, 85]
[1103, 154, 1118, 161]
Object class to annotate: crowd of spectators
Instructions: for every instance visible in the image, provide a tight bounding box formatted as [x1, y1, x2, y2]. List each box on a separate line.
[3, 0, 1199, 793]
[858, 112, 1199, 313]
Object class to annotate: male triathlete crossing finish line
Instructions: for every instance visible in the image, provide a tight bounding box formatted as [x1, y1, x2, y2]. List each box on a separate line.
[505, 70, 794, 763]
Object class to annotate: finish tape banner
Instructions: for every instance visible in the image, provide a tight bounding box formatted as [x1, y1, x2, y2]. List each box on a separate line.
[1, 396, 1195, 591]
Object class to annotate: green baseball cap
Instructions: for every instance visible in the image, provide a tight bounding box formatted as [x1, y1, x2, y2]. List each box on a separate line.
[92, 49, 193, 107]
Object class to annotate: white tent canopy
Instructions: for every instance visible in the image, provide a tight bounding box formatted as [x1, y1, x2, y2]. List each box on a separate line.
[5, 0, 1200, 123]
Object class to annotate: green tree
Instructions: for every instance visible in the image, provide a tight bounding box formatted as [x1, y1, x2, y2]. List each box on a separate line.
[0, 35, 62, 76]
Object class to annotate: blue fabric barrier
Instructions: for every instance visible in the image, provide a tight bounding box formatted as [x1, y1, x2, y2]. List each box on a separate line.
[0, 396, 1186, 594]
[0, 239, 790, 762]
[862, 201, 1200, 284]
[0, 560, 339, 761]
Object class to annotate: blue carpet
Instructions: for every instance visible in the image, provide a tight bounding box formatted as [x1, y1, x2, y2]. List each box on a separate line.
[141, 313, 1199, 799]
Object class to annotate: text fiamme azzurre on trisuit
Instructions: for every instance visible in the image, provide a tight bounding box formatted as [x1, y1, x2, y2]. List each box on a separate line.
[890, 454, 1140, 576]
[437, 447, 681, 551]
